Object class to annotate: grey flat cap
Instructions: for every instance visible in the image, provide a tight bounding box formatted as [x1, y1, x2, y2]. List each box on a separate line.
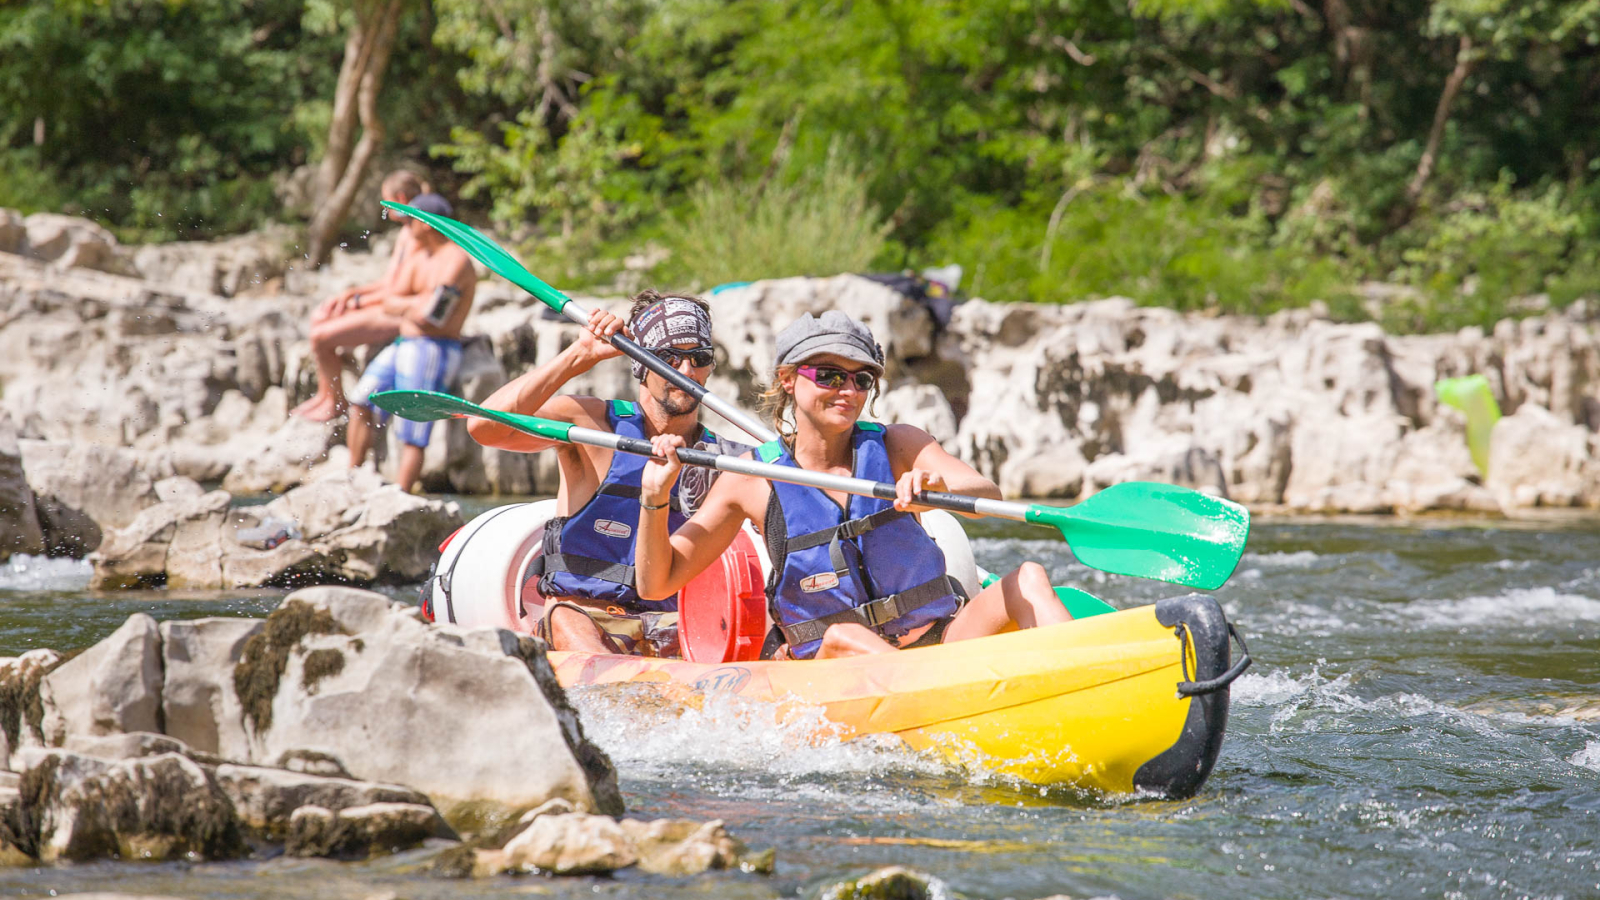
[774, 310, 885, 373]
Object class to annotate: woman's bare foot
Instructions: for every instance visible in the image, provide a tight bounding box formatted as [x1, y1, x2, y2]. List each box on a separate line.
[289, 393, 329, 418]
[297, 397, 347, 422]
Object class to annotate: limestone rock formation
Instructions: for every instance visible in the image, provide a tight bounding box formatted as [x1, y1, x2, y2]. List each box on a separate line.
[15, 748, 243, 863]
[464, 806, 772, 878]
[36, 614, 164, 747]
[0, 588, 669, 868]
[18, 439, 159, 555]
[0, 414, 44, 561]
[241, 587, 622, 823]
[159, 618, 263, 760]
[88, 469, 462, 589]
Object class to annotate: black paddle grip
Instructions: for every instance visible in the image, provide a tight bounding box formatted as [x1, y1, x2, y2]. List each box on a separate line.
[611, 437, 720, 470]
[868, 486, 982, 513]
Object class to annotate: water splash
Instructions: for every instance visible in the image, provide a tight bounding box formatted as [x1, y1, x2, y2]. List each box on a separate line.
[571, 684, 949, 783]
[0, 555, 92, 592]
[1394, 587, 1600, 628]
[1232, 666, 1353, 708]
[1570, 741, 1600, 772]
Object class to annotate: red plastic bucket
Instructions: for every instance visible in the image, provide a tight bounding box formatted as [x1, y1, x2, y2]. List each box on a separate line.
[679, 527, 768, 663]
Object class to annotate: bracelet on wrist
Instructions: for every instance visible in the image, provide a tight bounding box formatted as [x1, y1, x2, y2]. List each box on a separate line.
[641, 497, 671, 511]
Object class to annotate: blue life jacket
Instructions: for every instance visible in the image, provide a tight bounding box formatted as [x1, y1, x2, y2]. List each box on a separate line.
[533, 400, 701, 612]
[760, 423, 965, 659]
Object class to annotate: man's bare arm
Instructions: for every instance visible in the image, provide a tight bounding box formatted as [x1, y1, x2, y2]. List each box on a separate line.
[467, 309, 627, 452]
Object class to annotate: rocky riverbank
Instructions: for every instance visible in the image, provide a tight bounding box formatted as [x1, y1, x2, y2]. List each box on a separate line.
[0, 586, 771, 877]
[4, 208, 1600, 569]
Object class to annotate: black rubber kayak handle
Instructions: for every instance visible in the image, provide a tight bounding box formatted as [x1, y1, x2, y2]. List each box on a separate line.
[1177, 623, 1253, 697]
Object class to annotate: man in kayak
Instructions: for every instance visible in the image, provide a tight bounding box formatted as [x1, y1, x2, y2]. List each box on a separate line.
[633, 310, 1073, 660]
[344, 192, 478, 493]
[294, 169, 428, 422]
[468, 291, 738, 657]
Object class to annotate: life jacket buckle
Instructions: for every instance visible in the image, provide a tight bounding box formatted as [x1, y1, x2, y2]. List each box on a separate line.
[836, 516, 874, 541]
[858, 595, 897, 629]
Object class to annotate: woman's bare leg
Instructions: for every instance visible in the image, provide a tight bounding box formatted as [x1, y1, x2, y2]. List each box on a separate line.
[814, 623, 898, 659]
[942, 562, 1071, 644]
[296, 307, 401, 420]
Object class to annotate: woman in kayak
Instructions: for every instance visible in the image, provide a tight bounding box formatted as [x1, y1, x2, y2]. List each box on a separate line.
[634, 310, 1073, 660]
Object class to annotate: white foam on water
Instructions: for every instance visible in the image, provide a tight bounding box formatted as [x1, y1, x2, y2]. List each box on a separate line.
[1236, 600, 1357, 638]
[0, 554, 92, 592]
[1232, 666, 1354, 708]
[1393, 587, 1600, 629]
[1570, 741, 1600, 772]
[1242, 550, 1322, 567]
[572, 685, 952, 788]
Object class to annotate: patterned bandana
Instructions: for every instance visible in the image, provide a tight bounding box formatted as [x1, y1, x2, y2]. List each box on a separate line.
[629, 298, 714, 382]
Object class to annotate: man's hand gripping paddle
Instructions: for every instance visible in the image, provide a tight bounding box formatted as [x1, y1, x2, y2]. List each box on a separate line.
[371, 390, 1251, 591]
[382, 200, 775, 444]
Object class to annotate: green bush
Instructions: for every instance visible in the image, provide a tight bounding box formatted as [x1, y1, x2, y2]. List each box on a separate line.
[663, 144, 892, 287]
[1374, 177, 1589, 330]
[0, 148, 72, 215]
[926, 170, 1354, 315]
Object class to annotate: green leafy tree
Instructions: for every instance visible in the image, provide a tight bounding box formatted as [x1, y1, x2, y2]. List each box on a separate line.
[0, 0, 339, 239]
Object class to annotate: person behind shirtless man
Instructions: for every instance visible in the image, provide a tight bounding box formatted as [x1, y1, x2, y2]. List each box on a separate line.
[343, 193, 477, 493]
[293, 169, 426, 422]
[467, 291, 743, 656]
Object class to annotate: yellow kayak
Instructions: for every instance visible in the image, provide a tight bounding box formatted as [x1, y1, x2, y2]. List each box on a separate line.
[549, 592, 1250, 798]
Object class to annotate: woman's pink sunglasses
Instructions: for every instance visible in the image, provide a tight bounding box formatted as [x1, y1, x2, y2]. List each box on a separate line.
[797, 364, 878, 392]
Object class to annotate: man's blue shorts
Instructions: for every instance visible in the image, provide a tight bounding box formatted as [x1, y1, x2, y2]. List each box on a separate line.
[350, 336, 463, 448]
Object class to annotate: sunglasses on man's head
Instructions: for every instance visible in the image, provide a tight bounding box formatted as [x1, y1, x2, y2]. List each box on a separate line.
[650, 346, 716, 369]
[797, 364, 878, 392]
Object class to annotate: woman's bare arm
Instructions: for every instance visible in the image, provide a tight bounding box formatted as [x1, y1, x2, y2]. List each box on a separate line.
[885, 423, 1000, 515]
[634, 438, 763, 600]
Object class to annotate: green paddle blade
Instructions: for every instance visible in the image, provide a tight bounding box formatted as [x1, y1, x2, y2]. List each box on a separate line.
[369, 390, 573, 443]
[1055, 586, 1117, 618]
[1026, 482, 1249, 591]
[382, 201, 571, 314]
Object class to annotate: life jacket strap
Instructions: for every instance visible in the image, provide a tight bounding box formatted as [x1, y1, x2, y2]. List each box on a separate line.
[528, 552, 636, 587]
[784, 508, 906, 552]
[778, 574, 964, 648]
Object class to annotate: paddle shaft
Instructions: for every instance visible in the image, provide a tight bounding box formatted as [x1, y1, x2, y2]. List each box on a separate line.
[564, 423, 1030, 523]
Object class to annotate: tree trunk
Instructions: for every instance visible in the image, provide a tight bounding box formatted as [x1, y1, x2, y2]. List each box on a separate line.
[1399, 35, 1476, 216]
[307, 0, 406, 267]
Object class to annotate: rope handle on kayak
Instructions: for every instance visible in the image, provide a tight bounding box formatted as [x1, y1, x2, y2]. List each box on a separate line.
[1174, 622, 1253, 697]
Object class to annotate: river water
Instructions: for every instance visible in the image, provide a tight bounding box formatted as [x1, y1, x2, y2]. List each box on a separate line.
[2, 512, 1598, 900]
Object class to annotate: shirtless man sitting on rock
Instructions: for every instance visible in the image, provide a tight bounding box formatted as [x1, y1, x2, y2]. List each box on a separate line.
[343, 192, 478, 493]
[292, 169, 426, 422]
